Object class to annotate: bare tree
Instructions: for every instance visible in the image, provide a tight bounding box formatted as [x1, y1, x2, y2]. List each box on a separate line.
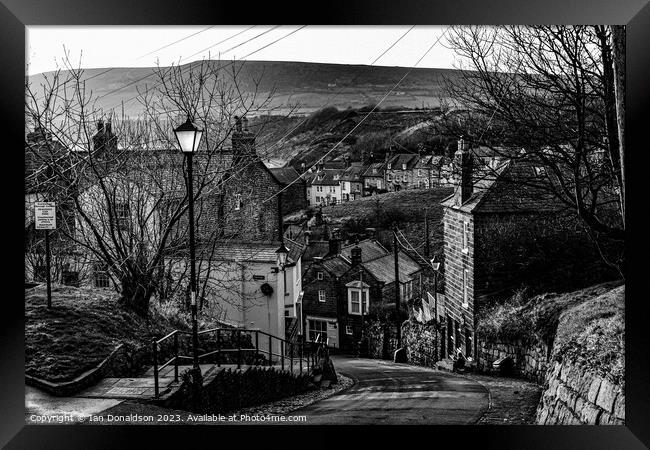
[25, 57, 291, 315]
[439, 26, 624, 269]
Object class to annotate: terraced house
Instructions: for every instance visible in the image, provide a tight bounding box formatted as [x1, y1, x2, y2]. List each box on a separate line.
[301, 237, 425, 352]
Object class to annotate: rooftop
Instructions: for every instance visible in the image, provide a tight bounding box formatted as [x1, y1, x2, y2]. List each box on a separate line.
[362, 251, 422, 284]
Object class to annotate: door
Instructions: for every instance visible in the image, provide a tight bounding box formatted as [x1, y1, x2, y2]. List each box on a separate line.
[327, 321, 339, 348]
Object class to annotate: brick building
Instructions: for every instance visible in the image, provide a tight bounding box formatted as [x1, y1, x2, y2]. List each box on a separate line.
[440, 138, 611, 360]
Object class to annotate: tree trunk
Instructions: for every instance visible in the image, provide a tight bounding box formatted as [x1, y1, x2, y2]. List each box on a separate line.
[119, 277, 154, 316]
[610, 25, 626, 228]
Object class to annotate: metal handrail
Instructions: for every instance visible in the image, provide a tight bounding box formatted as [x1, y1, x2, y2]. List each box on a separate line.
[152, 326, 324, 398]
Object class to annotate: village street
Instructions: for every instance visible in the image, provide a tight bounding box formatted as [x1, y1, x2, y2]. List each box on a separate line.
[293, 355, 489, 425]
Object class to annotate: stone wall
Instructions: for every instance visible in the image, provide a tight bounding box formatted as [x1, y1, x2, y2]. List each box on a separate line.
[537, 360, 624, 425]
[477, 339, 549, 384]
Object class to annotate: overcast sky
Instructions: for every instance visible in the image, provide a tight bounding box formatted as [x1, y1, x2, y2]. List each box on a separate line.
[26, 25, 456, 75]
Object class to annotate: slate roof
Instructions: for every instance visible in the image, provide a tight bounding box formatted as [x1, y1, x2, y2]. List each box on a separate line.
[340, 240, 389, 263]
[362, 252, 422, 284]
[440, 156, 561, 214]
[339, 164, 367, 181]
[387, 153, 419, 170]
[268, 167, 302, 185]
[317, 256, 351, 278]
[311, 169, 343, 186]
[363, 162, 386, 177]
[178, 241, 283, 264]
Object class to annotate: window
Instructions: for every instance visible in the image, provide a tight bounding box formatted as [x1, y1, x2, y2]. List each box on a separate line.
[346, 325, 354, 335]
[348, 288, 368, 315]
[534, 166, 547, 176]
[386, 174, 392, 181]
[308, 319, 328, 343]
[234, 193, 242, 210]
[318, 290, 326, 302]
[418, 169, 422, 177]
[114, 202, 130, 228]
[387, 163, 392, 169]
[62, 269, 80, 287]
[317, 272, 324, 280]
[402, 163, 407, 170]
[94, 263, 110, 288]
[462, 221, 469, 253]
[462, 269, 469, 308]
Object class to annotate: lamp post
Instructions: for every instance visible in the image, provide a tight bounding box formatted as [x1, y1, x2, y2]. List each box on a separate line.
[431, 257, 441, 361]
[174, 115, 203, 372]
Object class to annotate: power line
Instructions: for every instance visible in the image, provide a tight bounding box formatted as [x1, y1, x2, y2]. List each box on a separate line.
[100, 25, 292, 112]
[251, 26, 418, 168]
[181, 25, 260, 63]
[96, 26, 281, 107]
[261, 27, 450, 205]
[137, 25, 218, 60]
[193, 26, 426, 201]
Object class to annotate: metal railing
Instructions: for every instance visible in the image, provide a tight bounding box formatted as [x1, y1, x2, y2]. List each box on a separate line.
[152, 327, 325, 398]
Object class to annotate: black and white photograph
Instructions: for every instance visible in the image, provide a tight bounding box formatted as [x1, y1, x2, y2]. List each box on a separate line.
[22, 22, 632, 431]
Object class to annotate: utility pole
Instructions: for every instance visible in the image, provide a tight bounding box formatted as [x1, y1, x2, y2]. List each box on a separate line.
[393, 225, 401, 348]
[424, 208, 430, 258]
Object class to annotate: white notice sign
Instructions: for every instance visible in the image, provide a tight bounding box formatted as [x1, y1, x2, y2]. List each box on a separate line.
[35, 202, 56, 230]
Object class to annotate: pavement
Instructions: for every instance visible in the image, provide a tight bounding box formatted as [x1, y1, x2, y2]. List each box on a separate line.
[291, 355, 490, 425]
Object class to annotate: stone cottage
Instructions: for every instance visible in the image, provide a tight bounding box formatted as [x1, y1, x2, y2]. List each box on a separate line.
[440, 138, 611, 360]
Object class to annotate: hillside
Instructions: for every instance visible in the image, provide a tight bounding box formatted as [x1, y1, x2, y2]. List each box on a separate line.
[28, 60, 465, 118]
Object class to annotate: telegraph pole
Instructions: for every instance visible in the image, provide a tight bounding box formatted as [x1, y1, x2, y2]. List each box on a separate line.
[393, 225, 401, 348]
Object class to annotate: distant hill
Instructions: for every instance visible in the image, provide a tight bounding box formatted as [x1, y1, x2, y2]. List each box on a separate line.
[28, 60, 466, 118]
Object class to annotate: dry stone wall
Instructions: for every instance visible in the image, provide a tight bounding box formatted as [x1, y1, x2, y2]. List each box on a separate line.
[477, 339, 549, 384]
[537, 359, 624, 425]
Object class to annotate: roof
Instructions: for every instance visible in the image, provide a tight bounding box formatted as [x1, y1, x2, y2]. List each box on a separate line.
[311, 169, 343, 186]
[440, 156, 562, 214]
[268, 167, 303, 185]
[387, 154, 419, 170]
[363, 162, 386, 177]
[175, 241, 284, 264]
[285, 238, 305, 264]
[339, 164, 367, 181]
[340, 240, 389, 263]
[362, 251, 422, 284]
[315, 256, 351, 278]
[302, 241, 331, 261]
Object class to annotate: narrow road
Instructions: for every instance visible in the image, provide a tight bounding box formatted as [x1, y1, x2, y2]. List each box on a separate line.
[293, 355, 489, 425]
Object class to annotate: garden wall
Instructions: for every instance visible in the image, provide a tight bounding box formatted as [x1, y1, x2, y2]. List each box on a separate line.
[477, 339, 550, 384]
[537, 359, 624, 425]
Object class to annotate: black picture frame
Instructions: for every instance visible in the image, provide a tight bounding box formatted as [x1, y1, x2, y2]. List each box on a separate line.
[4, 1, 649, 447]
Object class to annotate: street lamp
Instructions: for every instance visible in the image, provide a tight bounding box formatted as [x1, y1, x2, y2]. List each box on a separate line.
[276, 241, 289, 269]
[174, 115, 203, 372]
[431, 257, 440, 318]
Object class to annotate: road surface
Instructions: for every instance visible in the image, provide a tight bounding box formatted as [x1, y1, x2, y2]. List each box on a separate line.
[294, 355, 489, 425]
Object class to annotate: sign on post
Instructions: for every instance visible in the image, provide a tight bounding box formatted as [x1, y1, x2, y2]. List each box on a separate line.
[35, 202, 56, 230]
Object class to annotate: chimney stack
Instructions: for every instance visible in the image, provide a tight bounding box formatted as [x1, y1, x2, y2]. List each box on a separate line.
[351, 245, 362, 267]
[454, 137, 473, 206]
[232, 115, 256, 161]
[97, 120, 104, 133]
[328, 235, 341, 257]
